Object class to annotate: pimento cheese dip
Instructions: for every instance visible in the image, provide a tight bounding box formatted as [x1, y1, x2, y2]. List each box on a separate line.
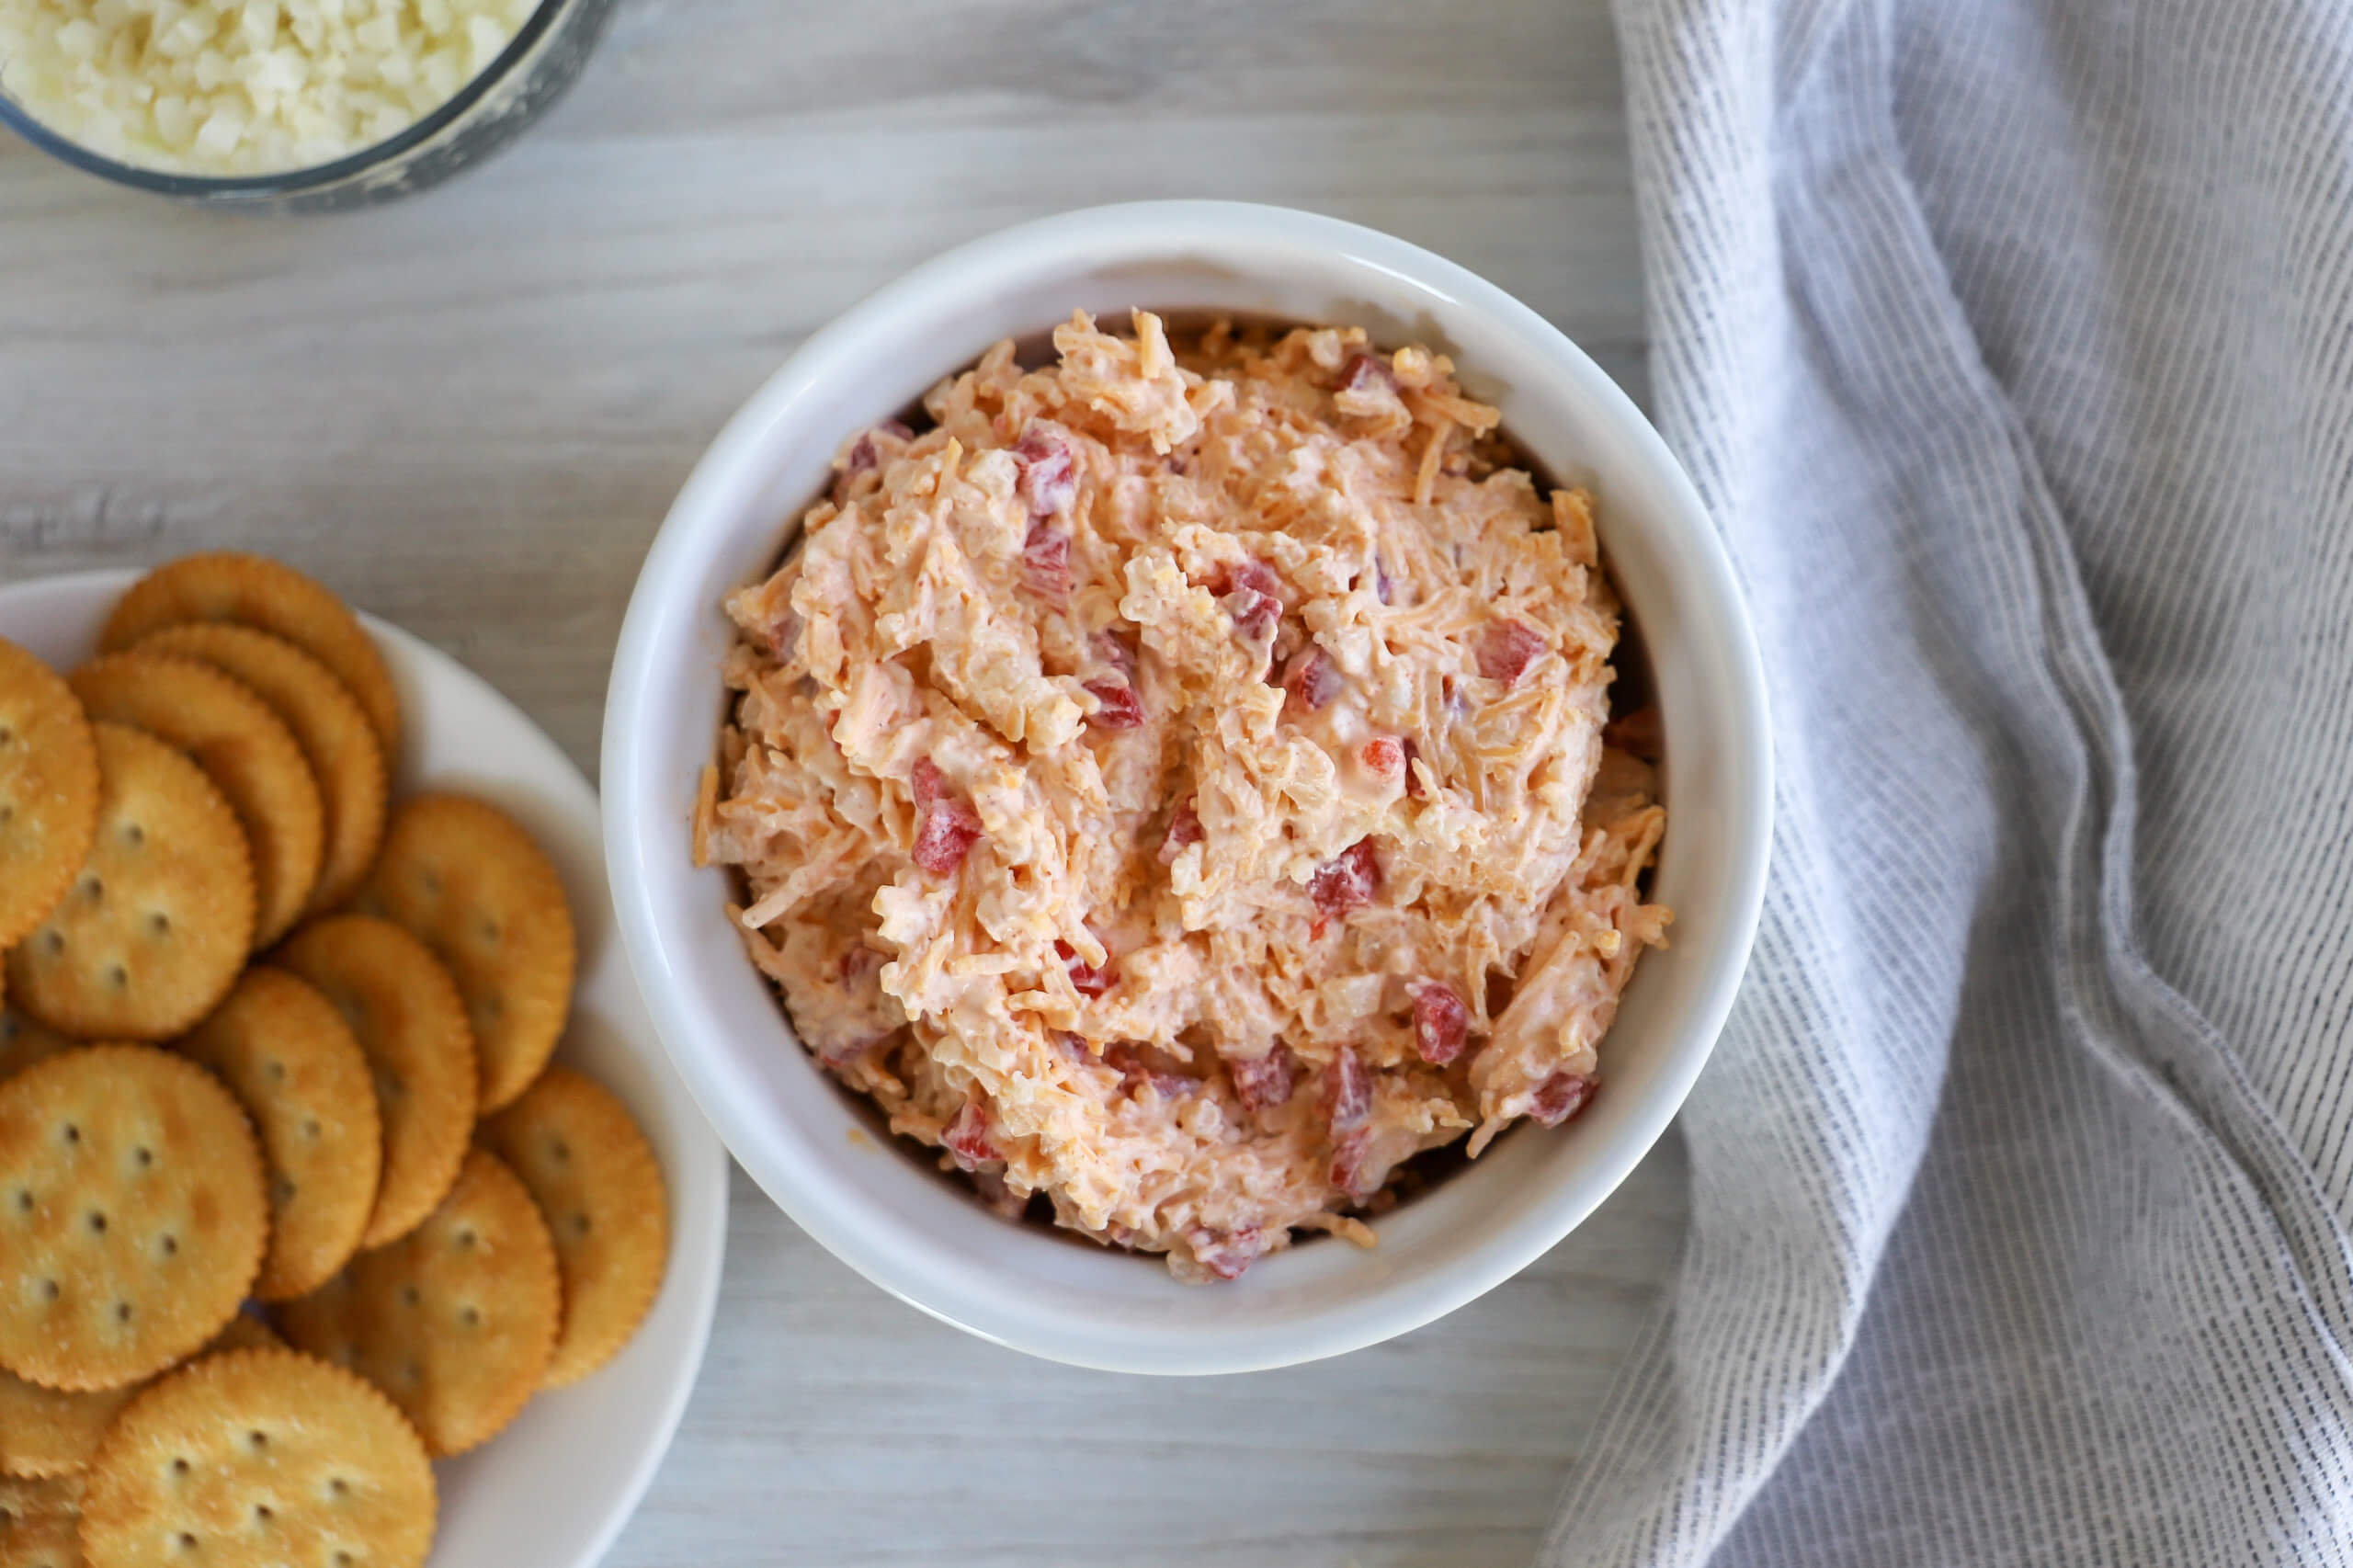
[699, 310, 1669, 1282]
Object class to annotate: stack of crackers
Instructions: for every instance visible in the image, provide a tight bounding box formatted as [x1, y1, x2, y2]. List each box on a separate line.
[0, 554, 670, 1568]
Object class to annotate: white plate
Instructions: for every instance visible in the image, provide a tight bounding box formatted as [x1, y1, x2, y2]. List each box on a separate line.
[0, 569, 729, 1568]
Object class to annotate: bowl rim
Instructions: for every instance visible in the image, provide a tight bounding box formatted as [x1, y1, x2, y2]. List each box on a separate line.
[604, 199, 1771, 1373]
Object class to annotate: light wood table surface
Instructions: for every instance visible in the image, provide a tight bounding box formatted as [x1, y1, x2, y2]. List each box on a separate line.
[0, 2, 1689, 1562]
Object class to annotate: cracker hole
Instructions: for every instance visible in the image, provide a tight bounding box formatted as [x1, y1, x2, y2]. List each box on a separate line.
[272, 1176, 296, 1206]
[124, 823, 146, 848]
[149, 911, 171, 936]
[247, 1430, 268, 1453]
[0, 803, 10, 824]
[78, 873, 102, 902]
[105, 964, 130, 990]
[460, 1305, 481, 1327]
[478, 918, 501, 945]
[0, 724, 12, 745]
[327, 1477, 349, 1498]
[134, 1146, 153, 1168]
[572, 1214, 592, 1238]
[402, 1361, 421, 1386]
[38, 1278, 58, 1301]
[13, 1189, 30, 1213]
[173, 1457, 190, 1476]
[550, 1138, 571, 1163]
[59, 1122, 77, 1144]
[400, 1286, 420, 1308]
[177, 1531, 197, 1551]
[418, 870, 441, 897]
[267, 1059, 287, 1084]
[41, 929, 63, 955]
[115, 1301, 132, 1323]
[454, 1228, 477, 1249]
[253, 1504, 274, 1525]
[159, 1233, 178, 1257]
[335, 1551, 355, 1567]
[301, 1119, 322, 1140]
[87, 1210, 107, 1233]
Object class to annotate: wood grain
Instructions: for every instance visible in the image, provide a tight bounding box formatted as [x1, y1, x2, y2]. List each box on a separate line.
[0, 0, 1685, 1562]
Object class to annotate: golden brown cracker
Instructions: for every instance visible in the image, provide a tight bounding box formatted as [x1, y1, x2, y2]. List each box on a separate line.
[97, 554, 401, 761]
[0, 1315, 281, 1481]
[276, 1149, 558, 1457]
[0, 640, 99, 954]
[68, 653, 323, 949]
[175, 968, 381, 1301]
[0, 1471, 82, 1568]
[131, 625, 386, 916]
[0, 1046, 267, 1392]
[272, 916, 473, 1249]
[78, 1347, 435, 1568]
[354, 793, 575, 1113]
[482, 1067, 669, 1386]
[5, 726, 254, 1042]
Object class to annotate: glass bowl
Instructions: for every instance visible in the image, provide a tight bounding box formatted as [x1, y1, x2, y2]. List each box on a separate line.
[0, 0, 616, 211]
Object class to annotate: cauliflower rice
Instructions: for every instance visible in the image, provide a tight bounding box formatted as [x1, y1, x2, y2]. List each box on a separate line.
[700, 310, 1670, 1282]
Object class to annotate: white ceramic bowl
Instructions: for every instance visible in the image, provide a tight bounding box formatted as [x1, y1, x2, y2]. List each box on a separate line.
[604, 200, 1769, 1375]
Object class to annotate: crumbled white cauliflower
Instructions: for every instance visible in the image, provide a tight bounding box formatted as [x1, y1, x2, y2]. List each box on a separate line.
[0, 0, 537, 176]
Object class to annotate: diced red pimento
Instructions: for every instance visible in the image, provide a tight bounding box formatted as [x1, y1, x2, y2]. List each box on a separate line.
[1057, 938, 1117, 997]
[1187, 1224, 1266, 1281]
[1477, 619, 1548, 687]
[1082, 678, 1144, 730]
[1359, 736, 1405, 783]
[1107, 1045, 1196, 1102]
[1282, 647, 1343, 710]
[1012, 424, 1077, 517]
[1094, 628, 1138, 681]
[1328, 1128, 1378, 1204]
[1229, 1043, 1295, 1112]
[1401, 736, 1427, 799]
[1158, 798, 1203, 865]
[909, 757, 983, 876]
[1339, 351, 1399, 396]
[1308, 839, 1381, 931]
[837, 945, 881, 986]
[845, 432, 880, 476]
[1408, 981, 1469, 1065]
[1531, 1071, 1596, 1127]
[814, 1033, 885, 1073]
[1324, 1044, 1372, 1130]
[1214, 558, 1284, 642]
[1022, 519, 1074, 608]
[943, 1098, 998, 1170]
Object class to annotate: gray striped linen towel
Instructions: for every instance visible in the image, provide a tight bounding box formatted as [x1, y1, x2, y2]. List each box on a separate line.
[1540, 0, 2353, 1562]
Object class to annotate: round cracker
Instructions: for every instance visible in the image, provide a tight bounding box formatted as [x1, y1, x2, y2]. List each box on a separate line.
[131, 626, 386, 916]
[0, 1471, 82, 1568]
[97, 555, 400, 760]
[0, 1315, 281, 1481]
[353, 794, 575, 1114]
[175, 969, 381, 1301]
[276, 1149, 558, 1457]
[79, 1347, 435, 1568]
[0, 1047, 267, 1392]
[482, 1067, 669, 1387]
[0, 640, 99, 954]
[5, 727, 254, 1042]
[68, 654, 323, 950]
[272, 917, 474, 1249]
